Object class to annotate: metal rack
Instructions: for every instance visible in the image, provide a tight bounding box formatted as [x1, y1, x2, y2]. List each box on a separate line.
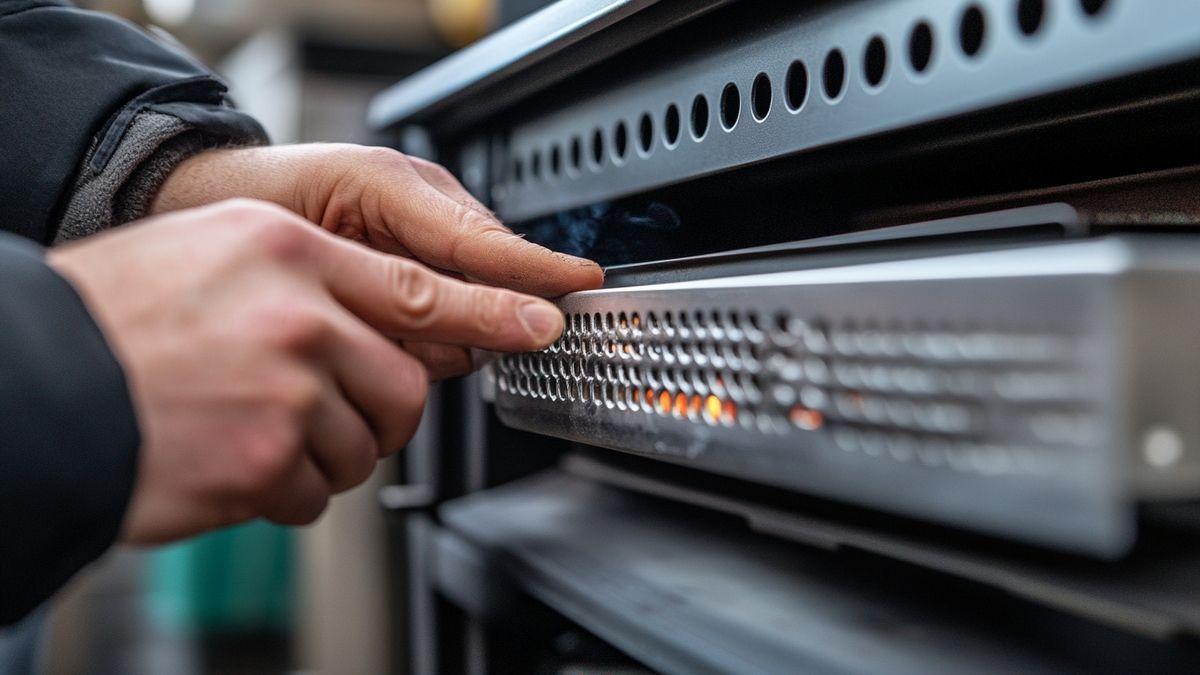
[372, 1, 1200, 672]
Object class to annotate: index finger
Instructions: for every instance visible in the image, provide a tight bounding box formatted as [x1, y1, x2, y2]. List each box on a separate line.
[379, 160, 604, 297]
[313, 231, 566, 351]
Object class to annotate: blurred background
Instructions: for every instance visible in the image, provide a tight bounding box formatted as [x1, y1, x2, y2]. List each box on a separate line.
[27, 2, 546, 674]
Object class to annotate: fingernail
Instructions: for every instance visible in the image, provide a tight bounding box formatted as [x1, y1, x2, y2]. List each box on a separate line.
[518, 302, 563, 344]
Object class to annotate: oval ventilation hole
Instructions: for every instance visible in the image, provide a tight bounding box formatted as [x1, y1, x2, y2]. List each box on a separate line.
[1017, 0, 1046, 35]
[823, 48, 846, 100]
[569, 136, 582, 172]
[664, 103, 682, 146]
[959, 5, 987, 58]
[863, 35, 887, 88]
[720, 82, 741, 130]
[638, 112, 654, 154]
[1080, 0, 1109, 17]
[549, 144, 561, 177]
[909, 21, 934, 73]
[613, 121, 629, 161]
[691, 94, 710, 139]
[785, 60, 808, 111]
[751, 72, 772, 121]
[530, 149, 542, 180]
[591, 128, 604, 167]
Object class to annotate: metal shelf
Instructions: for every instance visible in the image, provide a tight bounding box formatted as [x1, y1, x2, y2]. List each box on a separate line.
[435, 470, 1199, 675]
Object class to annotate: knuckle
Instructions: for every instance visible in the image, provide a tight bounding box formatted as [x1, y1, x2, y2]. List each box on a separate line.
[241, 211, 310, 261]
[237, 423, 301, 494]
[389, 261, 439, 327]
[474, 216, 517, 238]
[451, 202, 489, 232]
[277, 372, 324, 418]
[471, 286, 506, 336]
[262, 304, 330, 356]
[361, 145, 410, 170]
[425, 161, 457, 184]
[446, 207, 508, 267]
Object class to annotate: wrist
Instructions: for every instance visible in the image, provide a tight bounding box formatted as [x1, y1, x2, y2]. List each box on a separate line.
[147, 146, 308, 218]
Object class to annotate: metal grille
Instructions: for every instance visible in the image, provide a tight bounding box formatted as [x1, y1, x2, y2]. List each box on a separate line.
[497, 307, 1088, 478]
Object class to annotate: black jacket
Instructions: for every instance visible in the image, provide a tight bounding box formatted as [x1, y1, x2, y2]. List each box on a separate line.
[0, 0, 264, 623]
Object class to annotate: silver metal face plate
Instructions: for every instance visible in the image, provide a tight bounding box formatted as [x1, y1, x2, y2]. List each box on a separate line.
[490, 238, 1190, 555]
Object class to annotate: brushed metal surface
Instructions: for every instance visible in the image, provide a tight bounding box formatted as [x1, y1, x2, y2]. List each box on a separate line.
[491, 236, 1200, 555]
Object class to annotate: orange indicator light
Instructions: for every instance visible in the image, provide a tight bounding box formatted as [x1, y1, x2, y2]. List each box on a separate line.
[789, 406, 824, 431]
[704, 395, 723, 422]
[659, 390, 673, 414]
[722, 400, 738, 424]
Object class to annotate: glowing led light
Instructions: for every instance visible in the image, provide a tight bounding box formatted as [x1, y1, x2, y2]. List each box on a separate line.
[705, 395, 723, 422]
[674, 393, 689, 417]
[722, 400, 738, 425]
[789, 406, 824, 431]
[689, 395, 703, 419]
[659, 390, 672, 414]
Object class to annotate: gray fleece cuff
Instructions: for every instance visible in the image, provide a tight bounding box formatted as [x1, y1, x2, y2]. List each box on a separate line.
[54, 110, 266, 243]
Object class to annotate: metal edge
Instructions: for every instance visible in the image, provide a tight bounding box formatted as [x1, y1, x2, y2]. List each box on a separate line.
[368, 0, 654, 130]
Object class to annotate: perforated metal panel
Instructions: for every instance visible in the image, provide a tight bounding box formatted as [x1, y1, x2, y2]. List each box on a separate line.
[492, 0, 1200, 220]
[490, 236, 1200, 556]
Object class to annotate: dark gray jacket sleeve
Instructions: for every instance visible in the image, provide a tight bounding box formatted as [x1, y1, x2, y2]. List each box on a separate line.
[0, 234, 141, 625]
[0, 1, 268, 623]
[0, 0, 267, 244]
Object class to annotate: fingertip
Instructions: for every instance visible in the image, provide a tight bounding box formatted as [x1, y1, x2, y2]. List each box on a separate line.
[573, 256, 606, 289]
[513, 246, 604, 297]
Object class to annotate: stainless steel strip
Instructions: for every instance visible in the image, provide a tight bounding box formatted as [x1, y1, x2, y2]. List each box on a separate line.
[368, 0, 666, 129]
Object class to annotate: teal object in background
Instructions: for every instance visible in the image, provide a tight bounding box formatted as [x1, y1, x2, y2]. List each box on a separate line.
[146, 520, 292, 633]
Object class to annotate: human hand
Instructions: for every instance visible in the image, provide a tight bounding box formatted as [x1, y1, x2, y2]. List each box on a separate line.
[48, 199, 568, 544]
[150, 144, 602, 379]
[149, 143, 604, 297]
